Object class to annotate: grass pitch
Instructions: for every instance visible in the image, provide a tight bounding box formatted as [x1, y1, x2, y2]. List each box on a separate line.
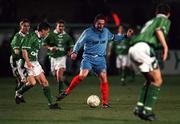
[0, 75, 180, 124]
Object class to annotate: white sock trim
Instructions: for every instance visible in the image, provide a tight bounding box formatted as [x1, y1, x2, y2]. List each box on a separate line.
[137, 102, 144, 106]
[144, 106, 152, 111]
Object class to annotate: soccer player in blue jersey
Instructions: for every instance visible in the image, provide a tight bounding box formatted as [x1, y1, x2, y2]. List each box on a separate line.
[57, 14, 133, 108]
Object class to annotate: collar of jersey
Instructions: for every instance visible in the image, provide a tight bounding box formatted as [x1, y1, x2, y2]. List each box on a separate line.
[19, 31, 28, 37]
[91, 25, 104, 33]
[54, 29, 66, 35]
[156, 14, 168, 19]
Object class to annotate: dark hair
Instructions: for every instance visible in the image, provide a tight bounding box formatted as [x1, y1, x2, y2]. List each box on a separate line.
[156, 3, 170, 15]
[37, 22, 50, 31]
[19, 18, 30, 26]
[94, 13, 106, 22]
[56, 19, 65, 24]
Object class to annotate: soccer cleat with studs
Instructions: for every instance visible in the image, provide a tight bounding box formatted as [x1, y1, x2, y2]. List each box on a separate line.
[56, 91, 68, 101]
[48, 103, 61, 109]
[102, 103, 111, 109]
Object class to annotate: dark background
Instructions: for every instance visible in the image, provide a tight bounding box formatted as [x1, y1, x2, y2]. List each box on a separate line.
[0, 0, 179, 76]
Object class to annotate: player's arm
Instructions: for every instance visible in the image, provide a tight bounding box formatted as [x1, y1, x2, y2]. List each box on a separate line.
[66, 35, 74, 55]
[110, 28, 134, 42]
[21, 37, 33, 68]
[44, 44, 58, 52]
[13, 48, 20, 56]
[108, 29, 124, 42]
[71, 30, 87, 60]
[22, 48, 33, 68]
[43, 34, 58, 52]
[107, 42, 113, 57]
[156, 29, 168, 61]
[11, 35, 21, 56]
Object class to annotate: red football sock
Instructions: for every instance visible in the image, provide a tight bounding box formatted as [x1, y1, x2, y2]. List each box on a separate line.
[100, 82, 109, 105]
[66, 75, 82, 94]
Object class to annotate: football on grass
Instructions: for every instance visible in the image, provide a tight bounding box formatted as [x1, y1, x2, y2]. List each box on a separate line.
[87, 95, 100, 108]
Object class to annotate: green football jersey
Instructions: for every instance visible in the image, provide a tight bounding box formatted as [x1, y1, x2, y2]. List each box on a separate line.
[113, 39, 130, 55]
[11, 32, 27, 60]
[22, 32, 43, 61]
[43, 30, 74, 58]
[131, 14, 171, 50]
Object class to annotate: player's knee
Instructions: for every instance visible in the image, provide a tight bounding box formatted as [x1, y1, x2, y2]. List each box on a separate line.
[78, 75, 86, 80]
[41, 79, 49, 87]
[99, 75, 107, 82]
[30, 81, 36, 86]
[100, 78, 108, 83]
[154, 77, 163, 86]
[56, 76, 62, 81]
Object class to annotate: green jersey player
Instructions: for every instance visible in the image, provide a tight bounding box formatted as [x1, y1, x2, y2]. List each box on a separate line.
[129, 4, 171, 121]
[108, 26, 134, 85]
[44, 20, 74, 94]
[15, 22, 60, 109]
[10, 19, 30, 92]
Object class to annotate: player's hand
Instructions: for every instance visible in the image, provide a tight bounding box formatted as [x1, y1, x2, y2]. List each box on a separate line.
[67, 49, 73, 56]
[27, 62, 34, 69]
[127, 28, 134, 37]
[71, 52, 77, 60]
[50, 47, 58, 52]
[107, 51, 111, 58]
[162, 48, 168, 61]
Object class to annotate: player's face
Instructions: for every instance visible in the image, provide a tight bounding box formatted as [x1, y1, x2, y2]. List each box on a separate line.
[118, 26, 124, 34]
[39, 28, 50, 38]
[20, 22, 30, 34]
[94, 19, 105, 31]
[56, 23, 65, 33]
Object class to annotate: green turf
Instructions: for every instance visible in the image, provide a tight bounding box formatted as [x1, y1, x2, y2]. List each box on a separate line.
[0, 75, 180, 124]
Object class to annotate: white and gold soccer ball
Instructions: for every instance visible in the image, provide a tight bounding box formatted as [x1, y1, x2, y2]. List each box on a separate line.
[87, 95, 100, 108]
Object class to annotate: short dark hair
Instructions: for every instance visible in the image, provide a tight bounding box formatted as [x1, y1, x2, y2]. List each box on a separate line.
[37, 22, 50, 31]
[56, 20, 65, 24]
[19, 18, 30, 26]
[94, 13, 106, 23]
[156, 3, 170, 15]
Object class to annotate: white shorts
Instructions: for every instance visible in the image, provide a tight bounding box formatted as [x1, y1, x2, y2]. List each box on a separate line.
[24, 61, 44, 76]
[116, 55, 131, 68]
[10, 55, 27, 80]
[50, 56, 66, 74]
[128, 42, 158, 72]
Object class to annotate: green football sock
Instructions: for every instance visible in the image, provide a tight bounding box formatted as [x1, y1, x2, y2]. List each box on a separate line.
[144, 84, 160, 112]
[137, 84, 149, 107]
[16, 82, 24, 91]
[121, 68, 126, 79]
[18, 84, 32, 94]
[58, 80, 65, 93]
[43, 86, 53, 105]
[63, 77, 70, 87]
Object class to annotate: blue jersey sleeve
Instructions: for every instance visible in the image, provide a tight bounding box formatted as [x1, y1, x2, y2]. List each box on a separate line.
[113, 34, 125, 42]
[107, 29, 125, 42]
[73, 30, 87, 54]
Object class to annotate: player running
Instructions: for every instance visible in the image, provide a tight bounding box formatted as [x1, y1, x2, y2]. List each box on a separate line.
[56, 14, 133, 108]
[15, 22, 60, 109]
[10, 19, 30, 93]
[43, 20, 74, 95]
[128, 4, 171, 121]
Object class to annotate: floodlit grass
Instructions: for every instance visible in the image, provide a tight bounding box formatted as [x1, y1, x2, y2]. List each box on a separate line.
[0, 75, 180, 124]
